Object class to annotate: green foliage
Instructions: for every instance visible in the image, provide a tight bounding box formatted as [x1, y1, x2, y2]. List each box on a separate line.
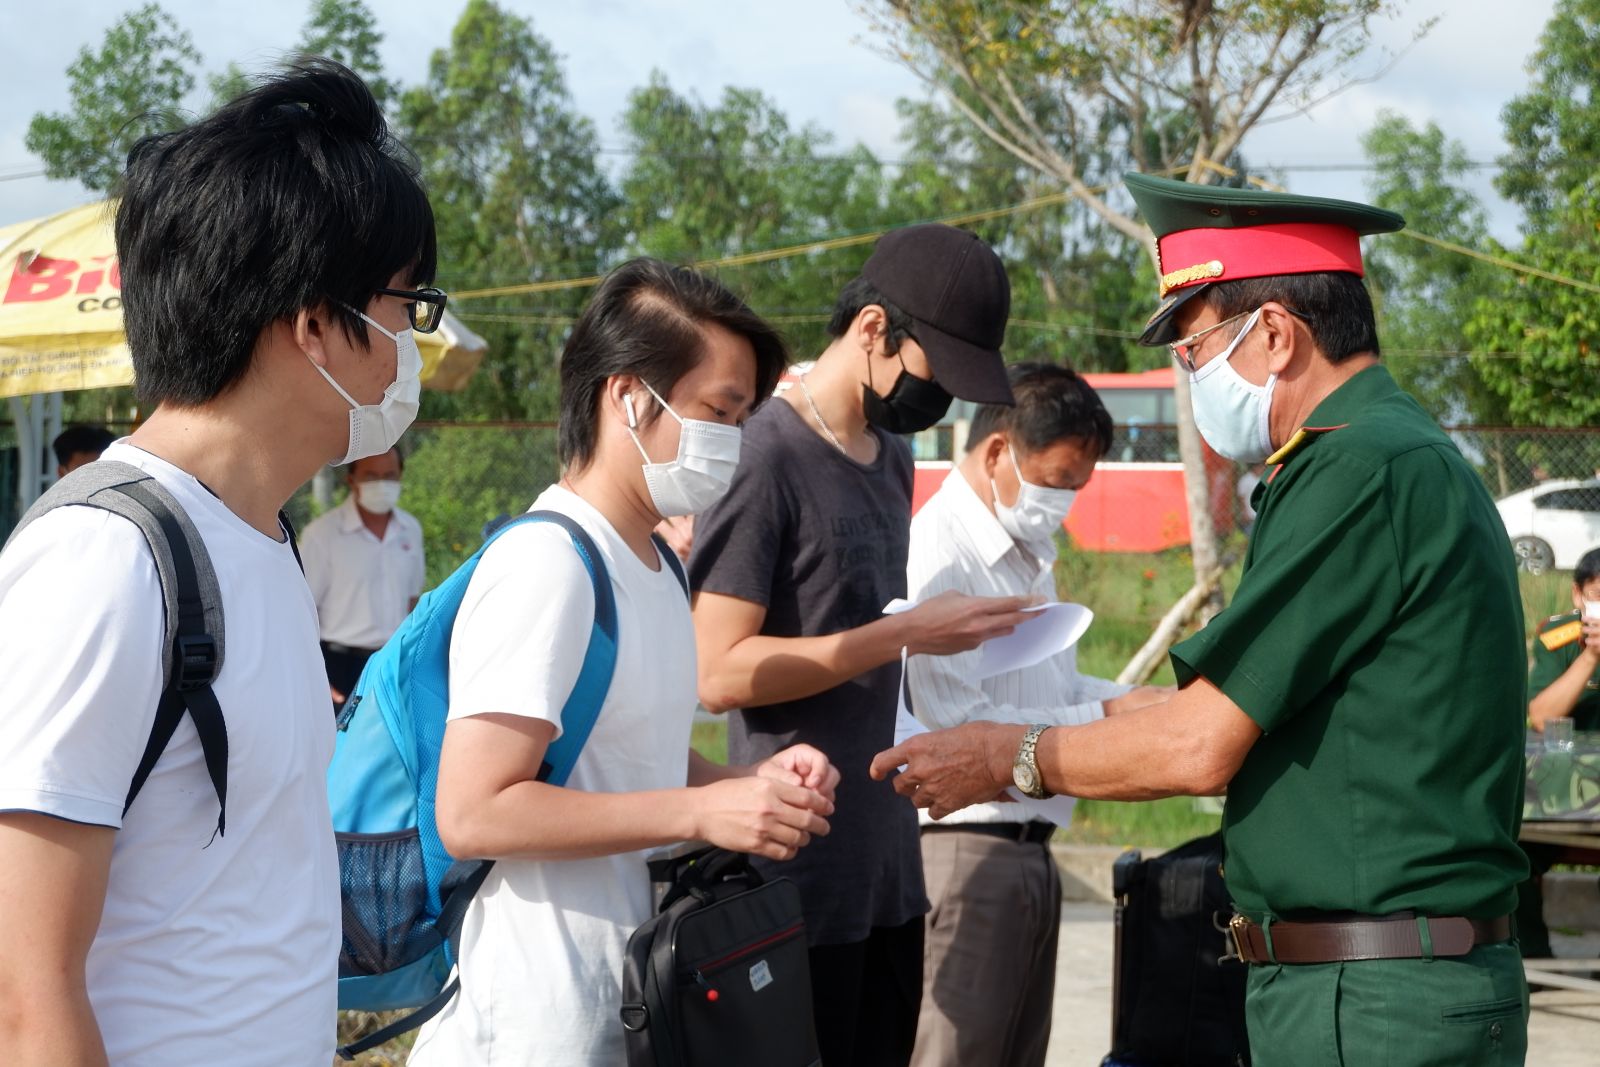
[1359, 112, 1509, 423]
[298, 0, 397, 112]
[1497, 0, 1600, 233]
[25, 3, 201, 192]
[1463, 195, 1600, 428]
[400, 0, 618, 419]
[401, 427, 561, 585]
[1457, 0, 1600, 429]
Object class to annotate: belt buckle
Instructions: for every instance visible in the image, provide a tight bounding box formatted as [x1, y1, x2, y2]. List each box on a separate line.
[1216, 913, 1249, 964]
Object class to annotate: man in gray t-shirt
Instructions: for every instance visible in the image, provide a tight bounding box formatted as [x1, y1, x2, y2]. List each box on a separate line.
[690, 224, 1028, 1067]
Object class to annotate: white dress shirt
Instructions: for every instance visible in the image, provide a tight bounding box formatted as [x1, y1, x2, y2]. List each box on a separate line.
[906, 468, 1133, 825]
[300, 495, 426, 649]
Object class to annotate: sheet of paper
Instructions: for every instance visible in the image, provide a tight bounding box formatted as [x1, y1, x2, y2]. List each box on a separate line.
[882, 598, 1093, 679]
[892, 649, 1077, 827]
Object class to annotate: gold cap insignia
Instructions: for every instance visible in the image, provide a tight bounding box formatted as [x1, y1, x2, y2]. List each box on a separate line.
[1159, 259, 1224, 298]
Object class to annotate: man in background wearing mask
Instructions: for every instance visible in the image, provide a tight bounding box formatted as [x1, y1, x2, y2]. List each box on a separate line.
[0, 60, 435, 1065]
[906, 361, 1170, 1067]
[301, 446, 426, 711]
[875, 176, 1530, 1067]
[690, 224, 1037, 1067]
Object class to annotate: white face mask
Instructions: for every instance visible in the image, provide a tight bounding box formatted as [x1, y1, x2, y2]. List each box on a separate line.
[992, 442, 1076, 556]
[355, 479, 402, 514]
[625, 380, 742, 518]
[1187, 308, 1275, 464]
[309, 307, 423, 465]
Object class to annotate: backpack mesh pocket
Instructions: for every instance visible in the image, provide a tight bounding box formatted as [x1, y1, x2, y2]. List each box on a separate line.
[337, 829, 436, 977]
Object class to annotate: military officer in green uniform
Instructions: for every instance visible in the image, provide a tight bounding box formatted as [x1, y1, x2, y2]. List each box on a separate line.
[1518, 545, 1600, 958]
[1528, 546, 1600, 733]
[873, 174, 1531, 1065]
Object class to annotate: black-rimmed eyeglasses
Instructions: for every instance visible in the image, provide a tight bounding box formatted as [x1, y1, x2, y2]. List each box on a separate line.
[377, 286, 449, 334]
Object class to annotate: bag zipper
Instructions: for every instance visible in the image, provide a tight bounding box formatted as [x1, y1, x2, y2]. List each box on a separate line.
[681, 921, 806, 1003]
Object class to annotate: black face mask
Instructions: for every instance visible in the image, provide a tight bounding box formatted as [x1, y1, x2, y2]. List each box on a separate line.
[862, 355, 952, 435]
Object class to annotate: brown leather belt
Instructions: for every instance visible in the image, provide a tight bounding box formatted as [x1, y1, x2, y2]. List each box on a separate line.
[921, 821, 1055, 845]
[1225, 913, 1513, 965]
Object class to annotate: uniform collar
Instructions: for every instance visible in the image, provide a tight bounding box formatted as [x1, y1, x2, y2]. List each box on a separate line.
[338, 494, 369, 534]
[944, 466, 1025, 569]
[1264, 363, 1395, 467]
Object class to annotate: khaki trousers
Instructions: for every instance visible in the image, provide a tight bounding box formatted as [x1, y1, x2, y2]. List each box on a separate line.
[911, 827, 1060, 1067]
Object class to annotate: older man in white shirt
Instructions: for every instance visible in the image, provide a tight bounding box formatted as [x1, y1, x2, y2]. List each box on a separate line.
[300, 445, 426, 710]
[906, 362, 1169, 1067]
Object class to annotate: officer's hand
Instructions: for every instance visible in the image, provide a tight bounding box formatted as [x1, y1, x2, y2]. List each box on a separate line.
[870, 721, 1025, 821]
[902, 591, 1041, 656]
[330, 686, 345, 704]
[1582, 619, 1600, 661]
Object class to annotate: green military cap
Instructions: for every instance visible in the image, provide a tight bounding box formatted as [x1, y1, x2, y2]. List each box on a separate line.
[1123, 172, 1405, 346]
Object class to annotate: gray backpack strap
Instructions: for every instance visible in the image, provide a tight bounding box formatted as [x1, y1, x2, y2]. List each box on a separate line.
[8, 460, 231, 834]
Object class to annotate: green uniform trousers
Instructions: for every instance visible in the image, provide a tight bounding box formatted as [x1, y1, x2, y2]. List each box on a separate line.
[1244, 942, 1528, 1066]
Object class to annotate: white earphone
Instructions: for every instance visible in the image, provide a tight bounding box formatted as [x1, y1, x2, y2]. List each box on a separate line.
[624, 392, 639, 429]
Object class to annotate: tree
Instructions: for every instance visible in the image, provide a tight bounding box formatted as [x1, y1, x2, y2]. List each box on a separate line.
[297, 0, 397, 113]
[1496, 0, 1600, 235]
[868, 0, 1411, 616]
[25, 3, 202, 192]
[1459, 0, 1600, 433]
[616, 73, 895, 358]
[1359, 112, 1506, 423]
[400, 0, 618, 419]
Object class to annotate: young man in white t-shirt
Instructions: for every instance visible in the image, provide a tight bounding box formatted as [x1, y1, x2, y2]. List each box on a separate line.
[0, 60, 439, 1065]
[408, 259, 840, 1066]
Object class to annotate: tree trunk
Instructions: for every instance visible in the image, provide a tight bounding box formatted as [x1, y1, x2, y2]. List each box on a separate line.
[1173, 369, 1226, 621]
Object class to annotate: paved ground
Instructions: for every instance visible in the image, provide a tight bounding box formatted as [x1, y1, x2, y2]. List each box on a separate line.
[1043, 904, 1600, 1067]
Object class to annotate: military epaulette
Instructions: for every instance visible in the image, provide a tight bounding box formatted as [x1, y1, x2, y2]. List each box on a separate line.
[1264, 423, 1349, 468]
[1539, 619, 1583, 652]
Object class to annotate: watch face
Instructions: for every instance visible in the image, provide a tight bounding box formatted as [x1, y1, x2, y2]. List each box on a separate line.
[1013, 764, 1038, 795]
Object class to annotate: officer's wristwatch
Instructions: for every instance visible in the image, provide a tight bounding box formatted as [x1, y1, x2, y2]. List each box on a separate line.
[1012, 724, 1053, 800]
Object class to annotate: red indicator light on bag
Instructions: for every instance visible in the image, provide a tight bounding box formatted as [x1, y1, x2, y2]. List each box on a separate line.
[705, 988, 719, 1003]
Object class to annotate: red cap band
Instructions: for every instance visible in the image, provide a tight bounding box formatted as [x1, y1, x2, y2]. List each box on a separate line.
[1158, 222, 1363, 294]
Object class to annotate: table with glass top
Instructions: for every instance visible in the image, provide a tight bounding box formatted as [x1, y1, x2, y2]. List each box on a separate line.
[1521, 729, 1600, 999]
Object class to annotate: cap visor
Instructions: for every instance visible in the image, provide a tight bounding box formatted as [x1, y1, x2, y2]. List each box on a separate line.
[916, 319, 1015, 405]
[1136, 283, 1209, 347]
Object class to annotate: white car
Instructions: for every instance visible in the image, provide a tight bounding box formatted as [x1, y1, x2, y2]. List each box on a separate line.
[1495, 479, 1600, 574]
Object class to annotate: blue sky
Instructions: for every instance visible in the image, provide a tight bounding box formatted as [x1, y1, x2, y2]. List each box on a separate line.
[1, 0, 1556, 240]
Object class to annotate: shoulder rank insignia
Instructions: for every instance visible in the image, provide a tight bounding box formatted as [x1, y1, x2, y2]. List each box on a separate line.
[1539, 620, 1583, 652]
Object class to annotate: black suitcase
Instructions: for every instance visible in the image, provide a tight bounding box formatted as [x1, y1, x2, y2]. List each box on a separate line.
[620, 847, 820, 1067]
[1102, 831, 1250, 1067]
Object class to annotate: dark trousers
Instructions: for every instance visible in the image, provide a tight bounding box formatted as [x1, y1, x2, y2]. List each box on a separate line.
[808, 916, 924, 1067]
[321, 642, 375, 714]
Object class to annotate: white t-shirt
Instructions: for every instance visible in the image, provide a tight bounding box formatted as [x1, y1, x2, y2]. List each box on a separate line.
[300, 496, 426, 648]
[0, 443, 337, 1066]
[409, 485, 696, 1067]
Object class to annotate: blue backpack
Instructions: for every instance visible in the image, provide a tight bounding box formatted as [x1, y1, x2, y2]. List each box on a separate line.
[327, 510, 685, 1058]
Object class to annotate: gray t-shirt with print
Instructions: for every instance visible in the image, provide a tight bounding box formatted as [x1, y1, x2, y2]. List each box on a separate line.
[688, 398, 927, 946]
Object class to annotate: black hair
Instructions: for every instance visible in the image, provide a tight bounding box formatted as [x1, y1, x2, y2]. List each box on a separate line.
[345, 445, 404, 477]
[558, 258, 789, 471]
[1576, 548, 1600, 589]
[967, 361, 1113, 459]
[826, 276, 916, 354]
[1199, 271, 1379, 363]
[115, 56, 436, 407]
[52, 424, 117, 466]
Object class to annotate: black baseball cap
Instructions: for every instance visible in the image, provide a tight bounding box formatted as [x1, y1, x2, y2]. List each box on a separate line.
[860, 224, 1015, 405]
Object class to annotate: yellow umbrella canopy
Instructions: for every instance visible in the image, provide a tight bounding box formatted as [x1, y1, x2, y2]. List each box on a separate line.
[0, 200, 484, 400]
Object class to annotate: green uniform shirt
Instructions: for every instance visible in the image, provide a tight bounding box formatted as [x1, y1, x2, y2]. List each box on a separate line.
[1529, 610, 1600, 730]
[1171, 365, 1528, 922]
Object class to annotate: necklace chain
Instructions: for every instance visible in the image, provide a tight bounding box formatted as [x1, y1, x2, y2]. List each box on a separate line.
[798, 371, 847, 455]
